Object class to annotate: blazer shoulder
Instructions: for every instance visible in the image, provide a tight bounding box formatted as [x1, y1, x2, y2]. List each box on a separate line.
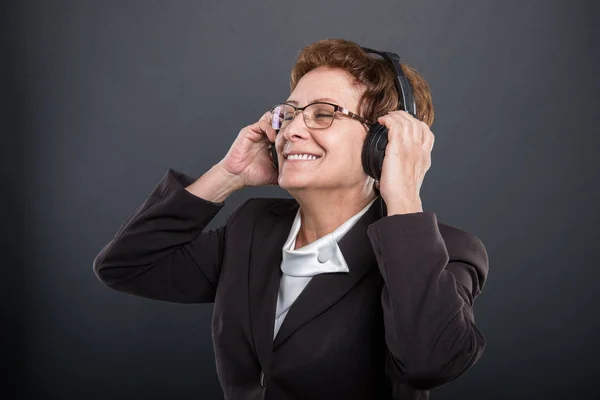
[438, 222, 488, 263]
[438, 220, 486, 253]
[228, 196, 298, 221]
[438, 220, 489, 291]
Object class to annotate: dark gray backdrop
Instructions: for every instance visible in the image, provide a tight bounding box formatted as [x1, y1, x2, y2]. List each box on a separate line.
[3, 0, 599, 399]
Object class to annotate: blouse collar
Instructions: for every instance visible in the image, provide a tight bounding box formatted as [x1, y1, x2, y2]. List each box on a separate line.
[281, 197, 377, 277]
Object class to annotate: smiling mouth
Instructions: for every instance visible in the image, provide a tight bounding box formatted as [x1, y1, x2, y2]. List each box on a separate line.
[285, 155, 322, 161]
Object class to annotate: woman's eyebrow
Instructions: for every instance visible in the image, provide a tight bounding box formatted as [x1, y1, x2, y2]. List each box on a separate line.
[285, 97, 339, 105]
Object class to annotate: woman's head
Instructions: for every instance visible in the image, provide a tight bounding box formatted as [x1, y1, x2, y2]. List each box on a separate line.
[290, 39, 434, 127]
[273, 38, 434, 199]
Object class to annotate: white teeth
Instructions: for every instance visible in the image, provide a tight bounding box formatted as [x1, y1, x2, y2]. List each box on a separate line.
[287, 154, 319, 160]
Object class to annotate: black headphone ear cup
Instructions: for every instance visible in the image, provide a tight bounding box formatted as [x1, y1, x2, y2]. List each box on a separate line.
[361, 123, 388, 181]
[270, 129, 280, 171]
[361, 127, 376, 178]
[271, 145, 278, 171]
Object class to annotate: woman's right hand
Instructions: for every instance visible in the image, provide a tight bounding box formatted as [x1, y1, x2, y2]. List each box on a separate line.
[217, 111, 279, 188]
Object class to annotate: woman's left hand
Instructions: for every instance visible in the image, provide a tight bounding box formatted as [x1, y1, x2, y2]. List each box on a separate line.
[376, 110, 435, 214]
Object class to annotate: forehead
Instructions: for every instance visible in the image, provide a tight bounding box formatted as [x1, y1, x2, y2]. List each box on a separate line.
[287, 66, 362, 108]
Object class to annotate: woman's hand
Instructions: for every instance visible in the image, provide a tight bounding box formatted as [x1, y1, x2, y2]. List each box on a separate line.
[217, 111, 279, 188]
[376, 110, 435, 214]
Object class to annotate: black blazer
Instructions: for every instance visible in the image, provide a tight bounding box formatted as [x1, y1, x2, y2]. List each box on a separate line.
[93, 168, 489, 400]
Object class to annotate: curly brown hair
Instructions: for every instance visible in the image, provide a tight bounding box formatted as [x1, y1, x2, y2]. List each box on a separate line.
[290, 39, 434, 127]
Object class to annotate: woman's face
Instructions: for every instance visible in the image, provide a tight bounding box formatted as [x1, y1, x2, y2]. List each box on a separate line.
[275, 66, 373, 195]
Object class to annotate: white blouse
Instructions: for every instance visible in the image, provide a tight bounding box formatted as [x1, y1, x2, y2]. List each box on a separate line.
[273, 197, 378, 338]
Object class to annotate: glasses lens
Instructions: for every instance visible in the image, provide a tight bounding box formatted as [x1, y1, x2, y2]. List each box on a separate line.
[271, 104, 295, 130]
[305, 103, 335, 128]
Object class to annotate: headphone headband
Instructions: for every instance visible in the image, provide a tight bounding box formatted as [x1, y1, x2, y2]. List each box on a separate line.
[360, 46, 417, 118]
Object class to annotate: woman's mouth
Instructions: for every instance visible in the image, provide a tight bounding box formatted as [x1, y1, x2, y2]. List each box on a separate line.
[285, 154, 321, 162]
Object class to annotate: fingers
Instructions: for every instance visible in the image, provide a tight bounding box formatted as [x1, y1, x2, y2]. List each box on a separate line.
[378, 110, 432, 147]
[378, 111, 418, 144]
[249, 111, 277, 143]
[423, 126, 435, 153]
[259, 110, 271, 121]
[259, 118, 277, 144]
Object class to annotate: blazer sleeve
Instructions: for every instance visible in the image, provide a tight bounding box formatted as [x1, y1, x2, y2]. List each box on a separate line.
[366, 211, 489, 391]
[92, 168, 252, 304]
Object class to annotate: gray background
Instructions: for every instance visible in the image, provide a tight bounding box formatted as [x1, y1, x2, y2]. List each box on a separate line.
[3, 0, 599, 399]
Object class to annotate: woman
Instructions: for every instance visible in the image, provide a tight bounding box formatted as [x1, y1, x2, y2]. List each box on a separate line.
[93, 39, 489, 400]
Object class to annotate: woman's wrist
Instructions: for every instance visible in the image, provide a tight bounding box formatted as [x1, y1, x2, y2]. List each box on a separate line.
[185, 163, 244, 203]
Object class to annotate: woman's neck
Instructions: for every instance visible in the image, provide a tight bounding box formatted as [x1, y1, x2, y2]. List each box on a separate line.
[293, 189, 377, 248]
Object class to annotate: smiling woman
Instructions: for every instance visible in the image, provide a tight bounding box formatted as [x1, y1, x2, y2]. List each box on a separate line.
[272, 67, 377, 213]
[93, 38, 489, 400]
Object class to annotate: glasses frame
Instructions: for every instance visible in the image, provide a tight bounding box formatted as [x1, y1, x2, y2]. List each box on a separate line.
[270, 101, 374, 131]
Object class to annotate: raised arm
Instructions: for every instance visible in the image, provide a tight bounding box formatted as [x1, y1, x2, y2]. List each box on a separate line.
[93, 106, 282, 303]
[366, 211, 489, 390]
[92, 166, 248, 303]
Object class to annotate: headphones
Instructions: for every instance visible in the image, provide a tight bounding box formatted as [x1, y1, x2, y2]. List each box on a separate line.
[270, 46, 417, 183]
[359, 47, 417, 182]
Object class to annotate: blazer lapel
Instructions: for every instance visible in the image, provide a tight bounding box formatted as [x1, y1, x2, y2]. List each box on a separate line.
[272, 197, 384, 350]
[248, 199, 299, 370]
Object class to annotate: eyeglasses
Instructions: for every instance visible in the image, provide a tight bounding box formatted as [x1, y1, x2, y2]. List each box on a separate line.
[269, 101, 373, 131]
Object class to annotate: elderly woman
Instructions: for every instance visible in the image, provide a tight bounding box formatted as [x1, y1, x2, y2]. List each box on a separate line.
[93, 39, 489, 400]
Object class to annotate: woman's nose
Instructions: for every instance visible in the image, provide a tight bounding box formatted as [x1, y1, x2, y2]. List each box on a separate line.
[282, 112, 311, 142]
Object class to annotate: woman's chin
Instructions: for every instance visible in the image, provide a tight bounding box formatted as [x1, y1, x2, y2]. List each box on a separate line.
[279, 181, 309, 191]
[278, 175, 313, 191]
